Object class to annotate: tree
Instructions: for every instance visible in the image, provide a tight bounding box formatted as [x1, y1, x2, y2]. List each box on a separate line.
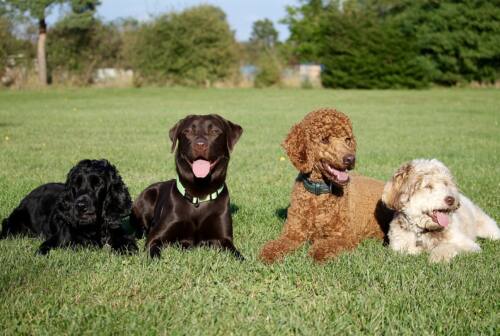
[48, 14, 120, 84]
[283, 0, 331, 63]
[129, 5, 239, 86]
[4, 0, 100, 86]
[0, 10, 34, 83]
[284, 0, 499, 87]
[392, 0, 500, 85]
[250, 19, 279, 50]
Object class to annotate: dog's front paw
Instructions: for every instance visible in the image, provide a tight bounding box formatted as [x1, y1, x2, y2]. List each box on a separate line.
[36, 245, 51, 256]
[467, 241, 482, 253]
[309, 248, 332, 263]
[429, 245, 458, 263]
[259, 241, 287, 264]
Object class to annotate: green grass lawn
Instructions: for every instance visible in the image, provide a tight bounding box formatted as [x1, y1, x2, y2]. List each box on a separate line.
[0, 88, 498, 335]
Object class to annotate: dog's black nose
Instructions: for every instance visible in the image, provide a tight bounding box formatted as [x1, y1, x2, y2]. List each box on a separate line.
[76, 201, 88, 212]
[343, 154, 355, 169]
[445, 196, 455, 206]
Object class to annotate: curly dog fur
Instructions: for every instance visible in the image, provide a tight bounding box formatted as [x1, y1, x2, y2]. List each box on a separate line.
[1, 159, 137, 255]
[259, 108, 393, 263]
[383, 159, 500, 262]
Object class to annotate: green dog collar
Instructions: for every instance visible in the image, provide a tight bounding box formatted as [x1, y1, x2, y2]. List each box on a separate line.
[175, 176, 224, 207]
[298, 173, 333, 195]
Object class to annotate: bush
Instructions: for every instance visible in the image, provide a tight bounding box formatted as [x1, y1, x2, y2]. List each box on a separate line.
[320, 10, 433, 89]
[129, 5, 239, 86]
[48, 17, 122, 85]
[0, 15, 34, 86]
[254, 52, 282, 88]
[285, 0, 500, 88]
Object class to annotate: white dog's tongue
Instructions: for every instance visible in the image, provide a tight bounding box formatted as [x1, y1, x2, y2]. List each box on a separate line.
[332, 168, 349, 182]
[435, 211, 449, 227]
[192, 160, 210, 178]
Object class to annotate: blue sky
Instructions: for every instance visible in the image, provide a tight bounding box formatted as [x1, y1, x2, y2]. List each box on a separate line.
[50, 0, 295, 41]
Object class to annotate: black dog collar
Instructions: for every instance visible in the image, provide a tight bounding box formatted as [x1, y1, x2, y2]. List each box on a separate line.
[298, 173, 333, 195]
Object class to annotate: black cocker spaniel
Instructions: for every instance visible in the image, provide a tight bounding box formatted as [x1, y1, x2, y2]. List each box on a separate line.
[1, 159, 138, 255]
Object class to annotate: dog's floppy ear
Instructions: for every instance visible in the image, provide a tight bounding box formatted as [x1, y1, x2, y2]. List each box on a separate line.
[382, 162, 414, 210]
[213, 115, 243, 152]
[169, 116, 195, 153]
[168, 120, 182, 153]
[225, 119, 243, 152]
[282, 122, 313, 173]
[102, 160, 132, 228]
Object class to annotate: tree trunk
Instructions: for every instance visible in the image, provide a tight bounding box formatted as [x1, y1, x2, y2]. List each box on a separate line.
[37, 18, 47, 86]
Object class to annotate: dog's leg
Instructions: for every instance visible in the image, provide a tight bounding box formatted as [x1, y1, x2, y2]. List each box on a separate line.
[309, 237, 360, 262]
[145, 221, 181, 259]
[109, 227, 138, 254]
[429, 231, 481, 263]
[388, 222, 423, 255]
[259, 232, 306, 264]
[37, 227, 71, 255]
[429, 243, 460, 262]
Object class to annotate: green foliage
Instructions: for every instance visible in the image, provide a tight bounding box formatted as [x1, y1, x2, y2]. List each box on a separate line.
[0, 16, 16, 71]
[46, 1, 118, 84]
[393, 0, 500, 85]
[320, 6, 433, 88]
[254, 52, 282, 88]
[0, 88, 499, 334]
[3, 0, 61, 20]
[0, 15, 34, 76]
[48, 18, 121, 84]
[285, 0, 500, 88]
[129, 5, 239, 86]
[250, 19, 279, 50]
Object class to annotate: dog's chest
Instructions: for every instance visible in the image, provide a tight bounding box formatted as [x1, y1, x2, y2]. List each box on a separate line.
[309, 193, 350, 237]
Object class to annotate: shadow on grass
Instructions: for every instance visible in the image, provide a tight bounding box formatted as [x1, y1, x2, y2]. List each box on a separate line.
[0, 122, 20, 128]
[275, 207, 288, 220]
[230, 203, 239, 215]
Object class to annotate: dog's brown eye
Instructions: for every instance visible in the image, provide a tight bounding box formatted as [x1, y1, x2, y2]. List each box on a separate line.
[210, 129, 221, 136]
[425, 184, 433, 190]
[345, 137, 352, 145]
[321, 137, 329, 144]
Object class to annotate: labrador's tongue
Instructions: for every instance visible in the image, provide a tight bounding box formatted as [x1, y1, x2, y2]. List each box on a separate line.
[435, 211, 449, 227]
[192, 160, 210, 178]
[332, 168, 349, 182]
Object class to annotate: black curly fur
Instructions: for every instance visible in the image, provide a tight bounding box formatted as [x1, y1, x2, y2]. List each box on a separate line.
[1, 159, 138, 255]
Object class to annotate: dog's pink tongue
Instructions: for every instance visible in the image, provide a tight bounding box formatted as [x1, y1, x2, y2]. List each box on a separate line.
[192, 160, 210, 178]
[435, 211, 449, 227]
[333, 169, 349, 182]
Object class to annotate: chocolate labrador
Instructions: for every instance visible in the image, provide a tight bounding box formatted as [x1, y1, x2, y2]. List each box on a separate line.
[130, 114, 244, 259]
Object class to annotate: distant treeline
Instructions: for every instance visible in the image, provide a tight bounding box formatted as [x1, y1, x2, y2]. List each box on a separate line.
[287, 0, 500, 88]
[1, 0, 499, 88]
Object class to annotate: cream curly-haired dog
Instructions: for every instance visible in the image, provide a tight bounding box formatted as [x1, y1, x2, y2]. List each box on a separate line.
[382, 159, 499, 262]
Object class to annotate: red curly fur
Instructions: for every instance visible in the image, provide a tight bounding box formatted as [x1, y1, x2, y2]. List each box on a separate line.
[259, 108, 393, 263]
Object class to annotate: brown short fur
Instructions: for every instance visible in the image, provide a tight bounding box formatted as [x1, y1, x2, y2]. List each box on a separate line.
[259, 108, 393, 263]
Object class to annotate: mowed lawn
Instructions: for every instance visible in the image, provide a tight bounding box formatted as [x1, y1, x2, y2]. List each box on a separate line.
[0, 88, 498, 335]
